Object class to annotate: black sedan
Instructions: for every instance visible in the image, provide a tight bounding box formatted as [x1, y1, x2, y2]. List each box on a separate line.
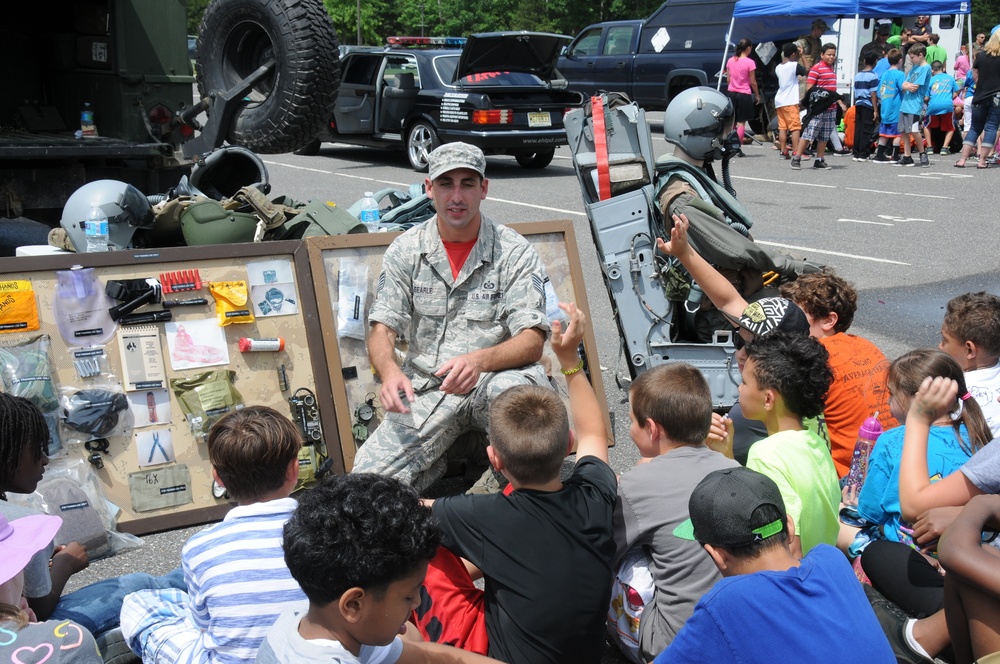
[307, 32, 585, 171]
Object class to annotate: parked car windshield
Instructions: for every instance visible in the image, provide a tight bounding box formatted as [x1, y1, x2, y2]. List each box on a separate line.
[434, 55, 547, 87]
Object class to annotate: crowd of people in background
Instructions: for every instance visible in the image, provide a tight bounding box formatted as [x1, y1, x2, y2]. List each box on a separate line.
[731, 18, 1000, 170]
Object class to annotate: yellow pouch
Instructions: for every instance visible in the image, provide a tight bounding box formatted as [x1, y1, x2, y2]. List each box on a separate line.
[0, 280, 41, 334]
[209, 281, 254, 326]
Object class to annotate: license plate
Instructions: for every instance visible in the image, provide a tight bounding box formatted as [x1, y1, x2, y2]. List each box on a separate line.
[528, 112, 551, 128]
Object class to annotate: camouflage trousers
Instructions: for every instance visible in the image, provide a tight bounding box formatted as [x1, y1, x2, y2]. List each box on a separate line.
[351, 364, 550, 493]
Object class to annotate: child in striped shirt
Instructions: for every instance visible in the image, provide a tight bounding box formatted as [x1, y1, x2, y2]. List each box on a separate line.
[121, 407, 308, 664]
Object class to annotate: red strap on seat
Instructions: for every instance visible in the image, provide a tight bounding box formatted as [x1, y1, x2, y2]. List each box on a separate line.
[591, 95, 611, 201]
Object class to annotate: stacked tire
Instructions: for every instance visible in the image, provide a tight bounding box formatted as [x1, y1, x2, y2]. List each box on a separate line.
[196, 0, 341, 154]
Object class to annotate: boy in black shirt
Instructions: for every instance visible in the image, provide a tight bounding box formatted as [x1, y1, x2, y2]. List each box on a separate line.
[422, 303, 616, 664]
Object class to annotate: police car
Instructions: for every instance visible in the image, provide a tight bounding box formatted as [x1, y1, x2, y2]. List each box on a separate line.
[310, 32, 584, 171]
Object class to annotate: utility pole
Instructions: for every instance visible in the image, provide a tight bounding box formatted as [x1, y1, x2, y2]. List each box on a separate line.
[357, 0, 362, 45]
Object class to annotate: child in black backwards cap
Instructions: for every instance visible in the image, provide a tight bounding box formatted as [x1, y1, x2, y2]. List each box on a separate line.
[654, 467, 894, 664]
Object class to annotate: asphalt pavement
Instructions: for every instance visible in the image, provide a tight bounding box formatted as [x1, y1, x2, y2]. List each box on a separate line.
[69, 118, 999, 663]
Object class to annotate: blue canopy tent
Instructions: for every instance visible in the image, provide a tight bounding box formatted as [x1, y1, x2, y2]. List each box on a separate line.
[717, 0, 973, 94]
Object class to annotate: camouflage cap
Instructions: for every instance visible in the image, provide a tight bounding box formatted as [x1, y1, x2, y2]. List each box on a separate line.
[428, 142, 486, 180]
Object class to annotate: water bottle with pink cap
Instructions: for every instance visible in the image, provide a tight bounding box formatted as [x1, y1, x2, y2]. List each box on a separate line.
[844, 413, 883, 493]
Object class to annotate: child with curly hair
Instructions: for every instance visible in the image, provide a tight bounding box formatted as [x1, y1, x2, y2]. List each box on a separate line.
[257, 473, 500, 663]
[741, 332, 840, 555]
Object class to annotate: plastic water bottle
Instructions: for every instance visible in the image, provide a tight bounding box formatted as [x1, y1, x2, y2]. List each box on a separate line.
[359, 191, 380, 232]
[84, 204, 109, 252]
[844, 413, 883, 493]
[80, 102, 96, 138]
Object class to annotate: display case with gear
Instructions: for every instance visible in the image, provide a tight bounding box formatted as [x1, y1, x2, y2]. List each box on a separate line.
[0, 241, 337, 534]
[305, 220, 612, 472]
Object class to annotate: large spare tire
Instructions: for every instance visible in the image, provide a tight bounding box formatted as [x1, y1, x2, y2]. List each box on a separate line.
[196, 0, 340, 154]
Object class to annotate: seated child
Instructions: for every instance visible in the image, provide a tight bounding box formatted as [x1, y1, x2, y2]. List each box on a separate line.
[654, 213, 825, 464]
[937, 494, 1000, 664]
[608, 364, 739, 662]
[852, 352, 992, 657]
[0, 392, 183, 641]
[856, 350, 991, 551]
[742, 332, 840, 555]
[658, 215, 895, 471]
[939, 291, 1000, 437]
[121, 406, 308, 664]
[655, 467, 895, 663]
[422, 303, 617, 664]
[856, 374, 997, 624]
[0, 510, 102, 663]
[256, 473, 500, 664]
[780, 270, 897, 477]
[899, 375, 1000, 525]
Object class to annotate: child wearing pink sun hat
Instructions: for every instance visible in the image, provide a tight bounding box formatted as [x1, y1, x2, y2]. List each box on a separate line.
[0, 511, 101, 663]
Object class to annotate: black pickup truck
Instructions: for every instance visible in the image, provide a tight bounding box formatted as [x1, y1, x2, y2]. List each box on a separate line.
[556, 0, 735, 111]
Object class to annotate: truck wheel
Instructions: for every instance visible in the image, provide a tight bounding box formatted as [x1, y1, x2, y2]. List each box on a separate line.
[515, 149, 555, 169]
[406, 122, 440, 172]
[196, 0, 340, 155]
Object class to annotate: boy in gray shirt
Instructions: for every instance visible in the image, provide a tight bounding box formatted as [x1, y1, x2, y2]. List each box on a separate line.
[609, 364, 738, 662]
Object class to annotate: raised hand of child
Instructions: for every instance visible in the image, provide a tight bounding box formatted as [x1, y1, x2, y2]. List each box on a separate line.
[551, 302, 586, 369]
[705, 413, 735, 460]
[909, 376, 959, 424]
[655, 214, 693, 260]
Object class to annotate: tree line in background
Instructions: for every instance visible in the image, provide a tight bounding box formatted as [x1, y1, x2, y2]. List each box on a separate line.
[187, 0, 999, 46]
[186, 0, 663, 42]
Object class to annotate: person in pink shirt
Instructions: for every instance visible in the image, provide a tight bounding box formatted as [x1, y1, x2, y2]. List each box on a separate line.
[726, 38, 760, 149]
[955, 47, 971, 82]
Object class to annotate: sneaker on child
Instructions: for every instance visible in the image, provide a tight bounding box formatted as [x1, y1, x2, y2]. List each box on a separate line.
[862, 585, 934, 664]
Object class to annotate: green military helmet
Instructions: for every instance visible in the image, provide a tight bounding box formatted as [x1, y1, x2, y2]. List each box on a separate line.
[180, 199, 259, 245]
[663, 86, 735, 162]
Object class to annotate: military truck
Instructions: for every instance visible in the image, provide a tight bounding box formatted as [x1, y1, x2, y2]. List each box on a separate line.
[1, 0, 340, 224]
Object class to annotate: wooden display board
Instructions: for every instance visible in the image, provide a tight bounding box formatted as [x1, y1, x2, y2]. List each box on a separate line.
[306, 220, 611, 471]
[0, 242, 338, 534]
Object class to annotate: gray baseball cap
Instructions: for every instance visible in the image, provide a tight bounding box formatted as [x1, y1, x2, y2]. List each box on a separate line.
[428, 142, 486, 180]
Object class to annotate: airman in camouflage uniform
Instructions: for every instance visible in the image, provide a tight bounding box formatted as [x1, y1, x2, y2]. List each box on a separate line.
[352, 143, 550, 491]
